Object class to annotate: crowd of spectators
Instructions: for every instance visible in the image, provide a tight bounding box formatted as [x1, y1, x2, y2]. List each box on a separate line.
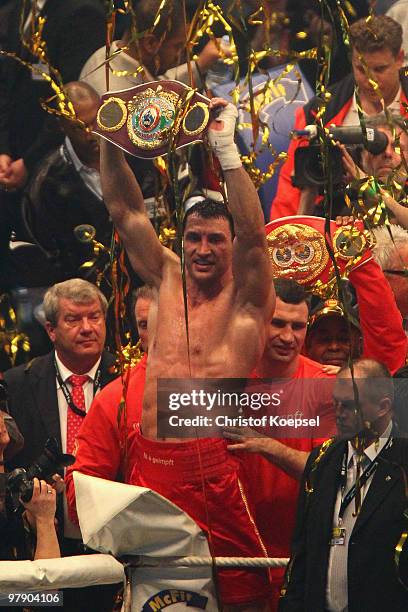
[1, 1, 408, 612]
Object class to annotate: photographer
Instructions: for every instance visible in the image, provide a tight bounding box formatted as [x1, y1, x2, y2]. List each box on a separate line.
[271, 15, 408, 220]
[0, 388, 26, 561]
[1, 387, 60, 562]
[296, 113, 406, 218]
[340, 114, 408, 228]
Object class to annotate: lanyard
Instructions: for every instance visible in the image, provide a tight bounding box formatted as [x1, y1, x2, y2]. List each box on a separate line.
[338, 436, 393, 522]
[54, 358, 101, 418]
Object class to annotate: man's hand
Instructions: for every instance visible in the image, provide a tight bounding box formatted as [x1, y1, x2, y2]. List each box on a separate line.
[23, 478, 57, 529]
[225, 424, 309, 479]
[0, 158, 28, 190]
[223, 425, 266, 453]
[0, 154, 12, 181]
[196, 39, 228, 73]
[51, 473, 65, 494]
[207, 99, 241, 171]
[23, 478, 60, 560]
[339, 144, 367, 182]
[321, 364, 341, 375]
[335, 214, 354, 227]
[0, 412, 10, 462]
[298, 184, 319, 215]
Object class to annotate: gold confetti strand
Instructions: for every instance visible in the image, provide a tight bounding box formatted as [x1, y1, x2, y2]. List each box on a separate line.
[78, 232, 111, 283]
[0, 294, 30, 366]
[394, 463, 408, 590]
[188, 0, 240, 100]
[343, 0, 357, 18]
[13, 1, 77, 122]
[109, 237, 133, 401]
[19, 0, 44, 59]
[186, 0, 207, 41]
[166, 86, 197, 376]
[310, 3, 355, 337]
[110, 236, 134, 479]
[152, 0, 167, 29]
[19, 0, 63, 92]
[319, 4, 369, 445]
[104, 2, 118, 92]
[335, 0, 352, 51]
[121, 0, 170, 84]
[159, 224, 177, 247]
[250, 46, 318, 68]
[120, 338, 144, 368]
[189, 1, 233, 47]
[239, 42, 310, 188]
[82, 45, 147, 83]
[235, 10, 271, 159]
[0, 51, 77, 124]
[247, 4, 264, 26]
[240, 151, 288, 189]
[180, 0, 194, 87]
[102, 2, 146, 88]
[245, 51, 260, 148]
[260, 1, 272, 46]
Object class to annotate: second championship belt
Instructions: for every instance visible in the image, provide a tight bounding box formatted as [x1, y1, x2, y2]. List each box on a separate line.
[265, 215, 373, 297]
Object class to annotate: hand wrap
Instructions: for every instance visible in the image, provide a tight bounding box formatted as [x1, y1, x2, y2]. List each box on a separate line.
[207, 103, 241, 170]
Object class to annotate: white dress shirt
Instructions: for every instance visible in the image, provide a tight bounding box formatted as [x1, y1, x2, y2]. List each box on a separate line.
[62, 137, 103, 201]
[325, 421, 393, 611]
[54, 352, 101, 538]
[342, 88, 401, 126]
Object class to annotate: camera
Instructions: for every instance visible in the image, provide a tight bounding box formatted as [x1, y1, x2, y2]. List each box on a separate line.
[7, 438, 74, 511]
[293, 143, 344, 188]
[292, 125, 388, 188]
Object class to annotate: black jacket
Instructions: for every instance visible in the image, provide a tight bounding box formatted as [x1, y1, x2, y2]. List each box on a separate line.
[4, 350, 117, 470]
[280, 431, 408, 612]
[0, 0, 105, 170]
[23, 145, 112, 280]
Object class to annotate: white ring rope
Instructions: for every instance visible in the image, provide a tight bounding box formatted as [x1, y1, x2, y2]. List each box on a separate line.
[124, 556, 289, 568]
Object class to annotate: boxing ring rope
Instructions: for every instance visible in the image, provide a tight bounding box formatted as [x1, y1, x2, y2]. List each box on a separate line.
[125, 555, 289, 569]
[0, 554, 289, 592]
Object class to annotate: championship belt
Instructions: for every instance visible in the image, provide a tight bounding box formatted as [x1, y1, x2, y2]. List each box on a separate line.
[94, 80, 211, 159]
[265, 215, 373, 297]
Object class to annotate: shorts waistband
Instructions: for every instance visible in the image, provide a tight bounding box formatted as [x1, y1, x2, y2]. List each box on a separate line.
[135, 429, 238, 482]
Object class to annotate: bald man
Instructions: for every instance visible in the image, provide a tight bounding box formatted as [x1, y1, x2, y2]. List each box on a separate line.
[21, 81, 112, 282]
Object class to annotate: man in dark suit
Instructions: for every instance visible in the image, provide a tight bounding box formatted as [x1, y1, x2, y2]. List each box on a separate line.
[0, 0, 105, 289]
[21, 80, 111, 283]
[280, 358, 408, 612]
[4, 278, 119, 612]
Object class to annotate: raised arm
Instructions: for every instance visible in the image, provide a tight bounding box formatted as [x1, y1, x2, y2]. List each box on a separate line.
[100, 139, 176, 287]
[207, 100, 274, 315]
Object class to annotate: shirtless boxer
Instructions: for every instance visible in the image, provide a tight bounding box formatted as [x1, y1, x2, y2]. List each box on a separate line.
[100, 99, 274, 438]
[100, 99, 275, 610]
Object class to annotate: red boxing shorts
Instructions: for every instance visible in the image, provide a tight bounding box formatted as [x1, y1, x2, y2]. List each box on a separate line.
[129, 429, 272, 606]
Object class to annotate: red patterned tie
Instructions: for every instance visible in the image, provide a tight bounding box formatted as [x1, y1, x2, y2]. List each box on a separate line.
[66, 374, 89, 455]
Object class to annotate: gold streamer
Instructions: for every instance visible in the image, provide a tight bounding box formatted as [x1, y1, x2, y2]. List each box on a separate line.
[0, 294, 30, 367]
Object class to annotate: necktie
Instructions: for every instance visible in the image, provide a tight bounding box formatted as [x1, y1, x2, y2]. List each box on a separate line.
[66, 374, 89, 455]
